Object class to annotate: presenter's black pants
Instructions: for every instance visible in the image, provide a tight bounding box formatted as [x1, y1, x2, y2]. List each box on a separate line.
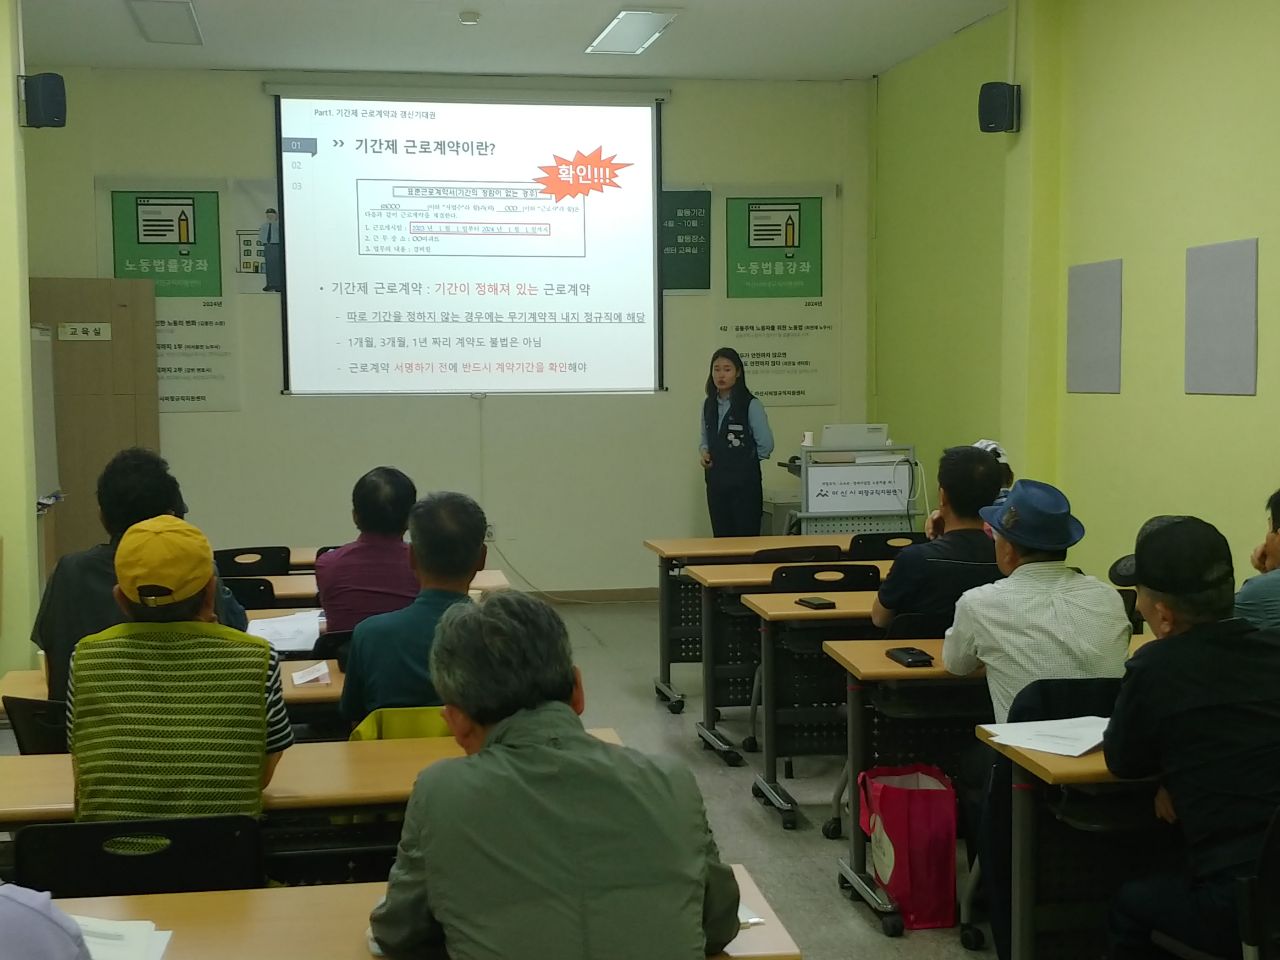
[706, 481, 763, 538]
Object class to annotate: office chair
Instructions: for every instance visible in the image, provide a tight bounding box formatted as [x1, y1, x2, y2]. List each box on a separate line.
[2, 696, 67, 754]
[214, 546, 291, 577]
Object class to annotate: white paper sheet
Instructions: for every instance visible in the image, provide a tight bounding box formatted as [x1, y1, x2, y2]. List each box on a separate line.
[982, 716, 1109, 758]
[291, 661, 331, 685]
[71, 916, 157, 960]
[737, 902, 765, 929]
[246, 609, 323, 653]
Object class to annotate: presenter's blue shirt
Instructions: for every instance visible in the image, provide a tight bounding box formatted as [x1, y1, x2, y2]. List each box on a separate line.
[697, 396, 774, 459]
[339, 588, 471, 724]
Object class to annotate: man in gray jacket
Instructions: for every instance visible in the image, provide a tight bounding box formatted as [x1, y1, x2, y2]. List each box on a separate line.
[370, 591, 740, 959]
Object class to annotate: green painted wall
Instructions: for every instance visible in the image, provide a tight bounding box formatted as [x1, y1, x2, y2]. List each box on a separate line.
[872, 13, 1009, 497]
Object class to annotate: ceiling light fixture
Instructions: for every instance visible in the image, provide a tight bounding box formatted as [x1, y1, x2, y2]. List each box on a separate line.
[459, 11, 481, 26]
[126, 0, 204, 46]
[585, 9, 678, 55]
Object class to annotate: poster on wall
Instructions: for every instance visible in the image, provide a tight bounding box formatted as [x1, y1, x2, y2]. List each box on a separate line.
[106, 184, 240, 412]
[718, 315, 836, 406]
[725, 196, 823, 299]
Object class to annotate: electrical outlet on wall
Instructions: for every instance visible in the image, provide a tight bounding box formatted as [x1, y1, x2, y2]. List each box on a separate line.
[485, 524, 495, 542]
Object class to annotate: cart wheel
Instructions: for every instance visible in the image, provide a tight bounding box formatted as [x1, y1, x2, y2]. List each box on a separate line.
[960, 924, 985, 951]
[781, 811, 797, 830]
[837, 873, 852, 892]
[700, 738, 715, 750]
[742, 736, 759, 753]
[723, 751, 744, 768]
[821, 817, 842, 840]
[666, 698, 685, 715]
[881, 913, 904, 938]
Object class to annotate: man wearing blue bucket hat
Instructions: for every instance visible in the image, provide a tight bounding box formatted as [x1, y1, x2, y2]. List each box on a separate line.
[942, 479, 1131, 723]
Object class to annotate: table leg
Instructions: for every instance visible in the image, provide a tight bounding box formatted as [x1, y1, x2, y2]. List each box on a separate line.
[653, 557, 684, 710]
[837, 677, 895, 914]
[1011, 763, 1036, 960]
[695, 585, 742, 766]
[751, 620, 797, 828]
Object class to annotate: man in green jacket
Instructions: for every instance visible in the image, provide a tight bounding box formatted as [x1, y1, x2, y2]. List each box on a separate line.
[370, 591, 741, 959]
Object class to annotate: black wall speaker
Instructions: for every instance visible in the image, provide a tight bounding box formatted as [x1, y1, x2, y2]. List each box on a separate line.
[23, 73, 66, 128]
[978, 81, 1020, 133]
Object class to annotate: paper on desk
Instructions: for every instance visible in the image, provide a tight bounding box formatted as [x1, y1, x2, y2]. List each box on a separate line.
[246, 609, 322, 653]
[737, 902, 765, 929]
[291, 661, 331, 685]
[71, 916, 171, 960]
[982, 716, 1109, 758]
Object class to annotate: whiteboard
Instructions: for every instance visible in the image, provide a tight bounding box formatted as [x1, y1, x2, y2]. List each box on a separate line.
[30, 325, 60, 499]
[804, 460, 912, 515]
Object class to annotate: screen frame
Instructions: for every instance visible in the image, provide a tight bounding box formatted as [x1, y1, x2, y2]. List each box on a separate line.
[273, 94, 665, 397]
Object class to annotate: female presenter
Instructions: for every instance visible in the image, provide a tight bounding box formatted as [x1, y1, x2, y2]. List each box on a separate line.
[699, 347, 775, 537]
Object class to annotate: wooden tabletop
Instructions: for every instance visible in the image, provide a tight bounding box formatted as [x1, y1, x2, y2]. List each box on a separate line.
[290, 545, 319, 568]
[644, 534, 852, 560]
[257, 574, 318, 602]
[54, 864, 799, 960]
[0, 729, 621, 825]
[823, 638, 975, 681]
[741, 591, 877, 622]
[976, 724, 1116, 786]
[1, 665, 340, 709]
[687, 560, 892, 588]
[0, 669, 49, 710]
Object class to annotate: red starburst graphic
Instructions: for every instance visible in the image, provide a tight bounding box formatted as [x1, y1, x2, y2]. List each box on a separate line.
[534, 147, 632, 202]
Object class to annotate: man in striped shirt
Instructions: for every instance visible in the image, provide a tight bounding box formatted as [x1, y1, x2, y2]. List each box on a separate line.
[67, 516, 293, 821]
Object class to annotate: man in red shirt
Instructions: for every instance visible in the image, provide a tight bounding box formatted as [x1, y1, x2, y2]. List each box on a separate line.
[316, 466, 419, 633]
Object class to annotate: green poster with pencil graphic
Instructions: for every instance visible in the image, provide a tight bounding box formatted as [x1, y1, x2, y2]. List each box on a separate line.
[725, 196, 822, 299]
[111, 191, 222, 298]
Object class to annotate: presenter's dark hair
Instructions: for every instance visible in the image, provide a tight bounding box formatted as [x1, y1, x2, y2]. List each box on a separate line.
[352, 466, 417, 536]
[704, 347, 755, 406]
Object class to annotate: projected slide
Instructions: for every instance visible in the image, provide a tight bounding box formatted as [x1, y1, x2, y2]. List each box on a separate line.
[277, 98, 659, 394]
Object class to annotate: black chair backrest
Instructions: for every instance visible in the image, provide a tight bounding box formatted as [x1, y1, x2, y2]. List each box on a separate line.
[769, 563, 881, 593]
[15, 816, 263, 898]
[315, 545, 341, 559]
[1007, 677, 1123, 724]
[751, 545, 843, 564]
[1116, 588, 1144, 635]
[214, 546, 291, 577]
[224, 577, 277, 610]
[312, 630, 353, 672]
[883, 612, 954, 641]
[2, 696, 67, 755]
[848, 532, 928, 561]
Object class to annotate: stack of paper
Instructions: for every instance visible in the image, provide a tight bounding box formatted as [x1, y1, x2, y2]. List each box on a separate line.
[70, 916, 171, 960]
[981, 716, 1109, 758]
[737, 902, 765, 929]
[246, 609, 323, 653]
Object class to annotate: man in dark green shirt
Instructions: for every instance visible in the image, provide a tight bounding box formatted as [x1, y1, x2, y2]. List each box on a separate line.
[370, 591, 741, 959]
[339, 492, 488, 726]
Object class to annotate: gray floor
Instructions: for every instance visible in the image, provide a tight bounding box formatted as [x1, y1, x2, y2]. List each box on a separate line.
[0, 601, 983, 958]
[565, 600, 980, 960]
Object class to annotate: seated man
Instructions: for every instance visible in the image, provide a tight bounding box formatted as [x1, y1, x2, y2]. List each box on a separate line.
[1105, 516, 1280, 960]
[33, 447, 247, 701]
[872, 445, 1004, 629]
[67, 516, 293, 821]
[340, 491, 486, 726]
[943, 479, 1131, 722]
[1234, 487, 1280, 630]
[0, 884, 90, 960]
[370, 591, 741, 959]
[316, 466, 419, 633]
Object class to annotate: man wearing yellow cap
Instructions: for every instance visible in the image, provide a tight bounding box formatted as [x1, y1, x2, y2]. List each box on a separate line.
[66, 516, 293, 821]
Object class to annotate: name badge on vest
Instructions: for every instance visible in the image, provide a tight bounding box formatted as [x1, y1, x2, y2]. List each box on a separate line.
[727, 423, 745, 447]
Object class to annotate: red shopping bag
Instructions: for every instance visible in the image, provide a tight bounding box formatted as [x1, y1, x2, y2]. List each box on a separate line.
[857, 764, 957, 929]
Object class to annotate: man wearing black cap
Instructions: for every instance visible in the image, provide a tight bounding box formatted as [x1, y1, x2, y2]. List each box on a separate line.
[1106, 516, 1280, 959]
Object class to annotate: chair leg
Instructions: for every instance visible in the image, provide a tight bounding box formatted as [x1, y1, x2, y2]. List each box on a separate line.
[830, 761, 850, 822]
[960, 857, 982, 924]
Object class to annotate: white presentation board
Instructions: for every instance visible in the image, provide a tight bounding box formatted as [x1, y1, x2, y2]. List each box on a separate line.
[277, 97, 659, 395]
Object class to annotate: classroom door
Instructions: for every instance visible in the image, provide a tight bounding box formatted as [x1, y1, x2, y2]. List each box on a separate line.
[28, 278, 159, 558]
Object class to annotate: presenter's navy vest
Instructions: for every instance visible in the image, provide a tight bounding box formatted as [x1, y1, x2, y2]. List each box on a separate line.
[704, 396, 760, 489]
